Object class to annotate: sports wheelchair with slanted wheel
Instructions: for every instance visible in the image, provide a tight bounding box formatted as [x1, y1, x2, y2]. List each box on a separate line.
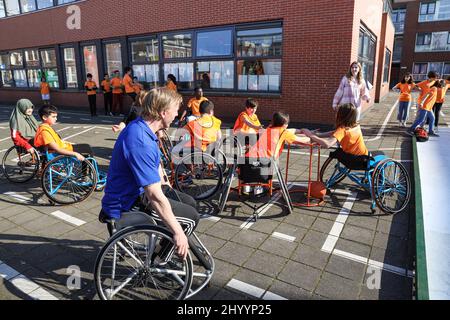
[319, 148, 411, 214]
[1, 145, 107, 205]
[95, 210, 214, 300]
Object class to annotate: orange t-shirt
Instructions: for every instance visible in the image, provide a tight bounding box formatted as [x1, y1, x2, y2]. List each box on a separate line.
[233, 111, 261, 134]
[417, 80, 435, 104]
[101, 80, 111, 93]
[111, 78, 123, 94]
[34, 124, 73, 152]
[166, 81, 177, 92]
[421, 87, 437, 111]
[395, 83, 415, 102]
[184, 115, 222, 151]
[40, 82, 50, 95]
[333, 126, 368, 156]
[133, 83, 142, 95]
[436, 85, 449, 103]
[85, 80, 97, 95]
[123, 74, 134, 94]
[246, 127, 297, 159]
[187, 97, 208, 117]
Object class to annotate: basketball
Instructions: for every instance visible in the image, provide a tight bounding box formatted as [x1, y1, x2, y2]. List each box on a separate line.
[309, 181, 326, 199]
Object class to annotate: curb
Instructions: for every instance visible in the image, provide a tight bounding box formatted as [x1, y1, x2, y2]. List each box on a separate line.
[412, 135, 429, 300]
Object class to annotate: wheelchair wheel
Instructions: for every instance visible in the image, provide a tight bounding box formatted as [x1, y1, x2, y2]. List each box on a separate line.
[2, 146, 40, 183]
[211, 148, 228, 176]
[41, 155, 97, 204]
[95, 225, 193, 300]
[174, 152, 223, 200]
[371, 159, 411, 214]
[320, 156, 350, 188]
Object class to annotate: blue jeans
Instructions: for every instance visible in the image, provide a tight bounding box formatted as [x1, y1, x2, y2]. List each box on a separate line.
[410, 108, 435, 133]
[397, 101, 410, 121]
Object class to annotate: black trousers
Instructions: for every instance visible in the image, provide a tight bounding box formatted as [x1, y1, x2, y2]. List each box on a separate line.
[88, 95, 97, 116]
[433, 103, 443, 127]
[103, 92, 112, 115]
[73, 144, 94, 157]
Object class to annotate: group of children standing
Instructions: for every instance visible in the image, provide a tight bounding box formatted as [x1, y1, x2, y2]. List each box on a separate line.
[393, 71, 448, 136]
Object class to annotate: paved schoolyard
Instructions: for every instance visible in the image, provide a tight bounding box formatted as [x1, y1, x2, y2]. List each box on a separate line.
[0, 92, 426, 300]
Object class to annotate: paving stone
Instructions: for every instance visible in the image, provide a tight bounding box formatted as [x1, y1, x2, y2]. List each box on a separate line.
[36, 221, 76, 238]
[334, 238, 372, 258]
[0, 218, 17, 233]
[315, 272, 361, 300]
[340, 224, 375, 246]
[248, 219, 280, 234]
[376, 219, 409, 237]
[210, 260, 240, 287]
[275, 223, 308, 243]
[278, 261, 321, 292]
[197, 233, 227, 255]
[213, 288, 249, 300]
[291, 244, 331, 271]
[204, 222, 240, 241]
[0, 204, 29, 218]
[259, 237, 297, 259]
[282, 213, 316, 229]
[243, 250, 288, 278]
[20, 215, 60, 233]
[324, 255, 367, 283]
[346, 215, 378, 231]
[267, 280, 312, 300]
[360, 271, 413, 300]
[233, 268, 274, 295]
[372, 232, 408, 252]
[301, 229, 329, 249]
[230, 229, 268, 249]
[310, 217, 335, 234]
[215, 242, 254, 267]
[369, 246, 408, 270]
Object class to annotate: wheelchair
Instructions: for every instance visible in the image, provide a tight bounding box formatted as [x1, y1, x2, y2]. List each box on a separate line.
[2, 145, 107, 205]
[319, 148, 411, 214]
[158, 129, 230, 201]
[95, 210, 214, 300]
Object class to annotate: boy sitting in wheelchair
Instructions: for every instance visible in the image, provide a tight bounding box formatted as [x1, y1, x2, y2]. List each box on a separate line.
[242, 112, 310, 195]
[172, 100, 222, 159]
[34, 105, 94, 161]
[300, 103, 382, 170]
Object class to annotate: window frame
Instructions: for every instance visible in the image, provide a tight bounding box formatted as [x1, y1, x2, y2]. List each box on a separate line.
[195, 27, 234, 59]
[60, 43, 80, 90]
[80, 42, 100, 87]
[383, 48, 391, 83]
[102, 39, 124, 79]
[128, 34, 161, 89]
[358, 25, 377, 87]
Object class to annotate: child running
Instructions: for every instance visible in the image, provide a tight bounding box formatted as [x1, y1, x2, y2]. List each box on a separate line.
[431, 79, 448, 132]
[393, 72, 415, 127]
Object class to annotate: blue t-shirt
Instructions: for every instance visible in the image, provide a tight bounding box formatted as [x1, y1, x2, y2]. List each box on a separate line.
[101, 117, 161, 219]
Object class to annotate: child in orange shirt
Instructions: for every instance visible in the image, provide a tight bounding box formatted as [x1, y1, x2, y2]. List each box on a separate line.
[133, 77, 143, 96]
[34, 105, 93, 161]
[233, 98, 263, 149]
[85, 73, 98, 117]
[101, 73, 113, 116]
[393, 73, 415, 127]
[301, 103, 368, 157]
[166, 74, 178, 92]
[111, 70, 123, 116]
[431, 79, 448, 132]
[123, 67, 136, 106]
[40, 76, 50, 105]
[180, 87, 208, 123]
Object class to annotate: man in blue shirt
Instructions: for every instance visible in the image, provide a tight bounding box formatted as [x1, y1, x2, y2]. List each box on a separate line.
[101, 88, 199, 259]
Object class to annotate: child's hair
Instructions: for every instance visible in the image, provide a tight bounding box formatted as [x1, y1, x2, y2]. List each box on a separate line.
[124, 66, 132, 74]
[335, 103, 358, 128]
[40, 76, 46, 82]
[194, 86, 202, 93]
[245, 98, 258, 109]
[38, 105, 58, 120]
[346, 61, 363, 84]
[431, 79, 444, 88]
[401, 72, 414, 84]
[167, 74, 177, 85]
[133, 76, 138, 80]
[199, 100, 214, 114]
[427, 71, 438, 79]
[104, 73, 109, 77]
[271, 112, 290, 127]
[87, 73, 92, 78]
[446, 75, 450, 81]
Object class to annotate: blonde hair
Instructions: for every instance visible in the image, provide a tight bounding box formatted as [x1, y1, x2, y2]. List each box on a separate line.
[141, 87, 182, 121]
[346, 61, 363, 84]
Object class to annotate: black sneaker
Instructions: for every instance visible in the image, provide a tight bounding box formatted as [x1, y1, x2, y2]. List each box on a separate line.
[405, 130, 414, 137]
[429, 132, 439, 137]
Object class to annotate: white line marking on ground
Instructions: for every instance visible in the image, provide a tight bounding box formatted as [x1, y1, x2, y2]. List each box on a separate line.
[62, 126, 95, 140]
[0, 148, 9, 153]
[0, 260, 59, 300]
[377, 147, 399, 151]
[440, 111, 445, 117]
[321, 191, 358, 253]
[93, 126, 112, 130]
[3, 192, 30, 202]
[61, 116, 71, 119]
[366, 100, 398, 141]
[80, 118, 91, 121]
[100, 120, 113, 123]
[272, 232, 296, 242]
[0, 137, 11, 142]
[226, 279, 287, 300]
[0, 126, 8, 129]
[394, 159, 413, 163]
[55, 127, 72, 133]
[50, 210, 86, 226]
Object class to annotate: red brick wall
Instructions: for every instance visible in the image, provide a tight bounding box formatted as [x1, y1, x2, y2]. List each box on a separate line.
[0, 0, 388, 125]
[375, 12, 395, 101]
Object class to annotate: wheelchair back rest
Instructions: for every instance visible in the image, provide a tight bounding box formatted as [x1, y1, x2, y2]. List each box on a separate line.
[369, 154, 387, 169]
[238, 157, 273, 183]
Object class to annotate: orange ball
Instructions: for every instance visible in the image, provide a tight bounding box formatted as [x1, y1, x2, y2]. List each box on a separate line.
[309, 181, 326, 199]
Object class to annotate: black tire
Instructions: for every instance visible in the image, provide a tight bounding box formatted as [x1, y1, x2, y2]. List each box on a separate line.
[2, 146, 40, 183]
[174, 152, 223, 200]
[94, 225, 193, 300]
[371, 159, 411, 214]
[41, 155, 97, 205]
[319, 156, 350, 189]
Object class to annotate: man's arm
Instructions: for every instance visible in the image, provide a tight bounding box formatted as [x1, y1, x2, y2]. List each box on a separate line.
[143, 183, 189, 259]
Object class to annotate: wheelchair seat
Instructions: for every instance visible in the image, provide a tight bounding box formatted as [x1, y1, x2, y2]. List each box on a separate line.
[99, 210, 157, 235]
[329, 149, 385, 171]
[238, 157, 273, 183]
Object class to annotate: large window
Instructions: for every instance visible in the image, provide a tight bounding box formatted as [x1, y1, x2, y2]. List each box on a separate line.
[63, 47, 78, 88]
[10, 51, 26, 87]
[130, 37, 159, 88]
[419, 0, 450, 22]
[412, 63, 428, 81]
[415, 31, 450, 52]
[25, 49, 40, 87]
[82, 45, 99, 85]
[104, 43, 122, 77]
[196, 30, 232, 57]
[0, 2, 5, 18]
[383, 49, 391, 83]
[40, 48, 59, 88]
[37, 0, 53, 9]
[196, 61, 234, 89]
[163, 34, 192, 59]
[236, 26, 282, 92]
[0, 53, 13, 87]
[21, 0, 36, 13]
[392, 9, 406, 34]
[4, 0, 20, 16]
[164, 63, 194, 90]
[358, 26, 376, 87]
[393, 37, 403, 62]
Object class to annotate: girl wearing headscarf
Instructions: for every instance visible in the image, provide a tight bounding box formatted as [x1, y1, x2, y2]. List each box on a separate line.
[9, 99, 40, 153]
